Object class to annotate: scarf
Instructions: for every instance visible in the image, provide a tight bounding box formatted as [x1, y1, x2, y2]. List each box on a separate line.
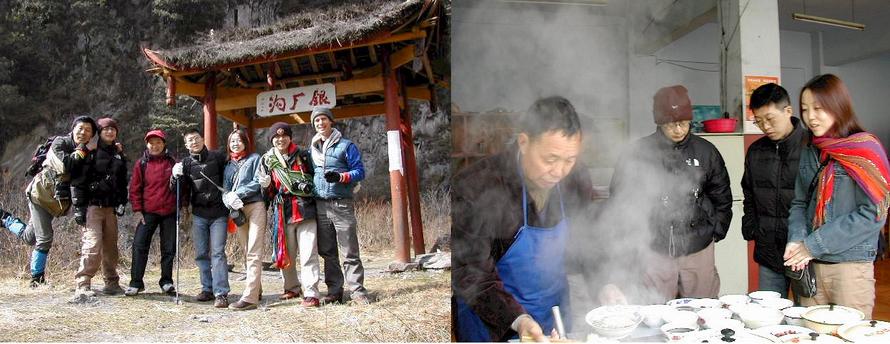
[230, 150, 247, 162]
[812, 132, 890, 229]
[264, 143, 305, 269]
[311, 128, 342, 169]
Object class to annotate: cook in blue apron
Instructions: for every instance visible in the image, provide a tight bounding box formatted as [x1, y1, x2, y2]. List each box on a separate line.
[456, 161, 570, 342]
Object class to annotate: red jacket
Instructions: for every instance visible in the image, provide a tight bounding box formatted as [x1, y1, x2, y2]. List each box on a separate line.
[129, 151, 176, 216]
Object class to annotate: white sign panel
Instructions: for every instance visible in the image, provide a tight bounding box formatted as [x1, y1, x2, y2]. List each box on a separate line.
[256, 83, 337, 117]
[387, 130, 404, 175]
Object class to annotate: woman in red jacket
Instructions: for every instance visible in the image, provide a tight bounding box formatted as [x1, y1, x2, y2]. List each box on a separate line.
[125, 129, 178, 296]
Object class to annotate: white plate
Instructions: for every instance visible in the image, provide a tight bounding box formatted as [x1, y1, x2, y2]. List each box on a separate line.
[755, 324, 816, 338]
[667, 298, 696, 307]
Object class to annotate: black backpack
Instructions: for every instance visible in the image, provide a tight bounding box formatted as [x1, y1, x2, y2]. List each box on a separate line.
[25, 136, 58, 177]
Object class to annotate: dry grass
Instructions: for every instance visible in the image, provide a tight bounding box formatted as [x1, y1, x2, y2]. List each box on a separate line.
[0, 175, 451, 342]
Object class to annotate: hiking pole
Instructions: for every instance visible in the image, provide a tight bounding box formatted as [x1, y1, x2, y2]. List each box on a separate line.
[174, 176, 182, 305]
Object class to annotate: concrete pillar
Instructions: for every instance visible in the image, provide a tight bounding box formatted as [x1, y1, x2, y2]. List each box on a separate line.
[719, 0, 782, 134]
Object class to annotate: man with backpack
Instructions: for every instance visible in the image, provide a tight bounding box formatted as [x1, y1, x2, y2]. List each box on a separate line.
[0, 116, 97, 287]
[125, 129, 178, 297]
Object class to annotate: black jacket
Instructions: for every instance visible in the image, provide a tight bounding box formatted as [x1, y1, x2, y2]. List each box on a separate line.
[179, 147, 228, 219]
[54, 135, 92, 206]
[741, 117, 806, 273]
[611, 130, 733, 257]
[451, 145, 596, 341]
[83, 141, 129, 207]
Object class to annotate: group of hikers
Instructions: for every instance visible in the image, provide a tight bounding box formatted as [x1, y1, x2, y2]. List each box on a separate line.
[0, 107, 371, 310]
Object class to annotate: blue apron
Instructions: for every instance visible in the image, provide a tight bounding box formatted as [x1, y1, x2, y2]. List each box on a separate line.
[456, 174, 570, 342]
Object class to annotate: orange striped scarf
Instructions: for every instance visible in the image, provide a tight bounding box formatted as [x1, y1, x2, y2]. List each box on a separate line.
[812, 132, 890, 229]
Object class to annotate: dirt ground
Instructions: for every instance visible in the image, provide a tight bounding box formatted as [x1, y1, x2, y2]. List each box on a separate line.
[0, 251, 451, 342]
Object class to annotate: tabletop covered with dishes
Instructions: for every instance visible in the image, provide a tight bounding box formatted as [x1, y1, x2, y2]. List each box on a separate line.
[574, 291, 890, 343]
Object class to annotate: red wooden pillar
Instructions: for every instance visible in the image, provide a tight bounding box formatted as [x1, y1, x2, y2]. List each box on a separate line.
[383, 48, 411, 263]
[165, 75, 176, 107]
[203, 72, 218, 150]
[399, 80, 425, 255]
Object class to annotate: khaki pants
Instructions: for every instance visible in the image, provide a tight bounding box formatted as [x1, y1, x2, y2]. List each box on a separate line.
[74, 206, 120, 289]
[800, 261, 875, 318]
[281, 219, 320, 298]
[236, 202, 267, 304]
[643, 241, 720, 303]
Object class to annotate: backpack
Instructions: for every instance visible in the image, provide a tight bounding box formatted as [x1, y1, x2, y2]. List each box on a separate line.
[25, 136, 58, 177]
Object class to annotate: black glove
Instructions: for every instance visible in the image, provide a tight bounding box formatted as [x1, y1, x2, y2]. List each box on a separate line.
[74, 207, 87, 226]
[324, 171, 341, 183]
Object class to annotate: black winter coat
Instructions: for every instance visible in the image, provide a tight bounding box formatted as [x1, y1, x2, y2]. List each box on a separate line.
[741, 117, 806, 273]
[179, 147, 228, 219]
[83, 141, 129, 207]
[611, 130, 733, 257]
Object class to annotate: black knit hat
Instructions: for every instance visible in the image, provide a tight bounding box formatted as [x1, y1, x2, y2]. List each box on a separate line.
[71, 116, 98, 137]
[268, 122, 293, 142]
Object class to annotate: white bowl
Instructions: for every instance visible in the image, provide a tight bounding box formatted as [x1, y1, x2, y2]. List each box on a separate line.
[667, 297, 696, 308]
[749, 290, 782, 301]
[801, 304, 865, 334]
[756, 297, 794, 310]
[661, 322, 699, 342]
[720, 294, 752, 307]
[739, 305, 785, 329]
[662, 310, 699, 328]
[783, 306, 808, 326]
[640, 305, 673, 328]
[698, 307, 733, 324]
[690, 298, 724, 309]
[705, 318, 745, 331]
[584, 305, 643, 339]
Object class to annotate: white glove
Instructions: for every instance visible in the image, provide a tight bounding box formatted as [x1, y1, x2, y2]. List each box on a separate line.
[172, 162, 184, 178]
[223, 192, 244, 210]
[231, 197, 244, 210]
[257, 169, 271, 188]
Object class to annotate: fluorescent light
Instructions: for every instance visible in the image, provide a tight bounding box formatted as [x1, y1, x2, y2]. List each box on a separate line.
[792, 13, 865, 31]
[495, 0, 607, 6]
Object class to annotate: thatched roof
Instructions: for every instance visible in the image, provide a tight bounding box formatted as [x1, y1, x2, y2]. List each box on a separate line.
[147, 0, 432, 71]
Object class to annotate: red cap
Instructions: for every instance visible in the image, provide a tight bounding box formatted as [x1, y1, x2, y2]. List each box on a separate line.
[653, 85, 693, 125]
[144, 129, 166, 142]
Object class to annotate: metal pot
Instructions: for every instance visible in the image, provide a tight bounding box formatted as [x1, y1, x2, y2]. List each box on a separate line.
[801, 304, 865, 334]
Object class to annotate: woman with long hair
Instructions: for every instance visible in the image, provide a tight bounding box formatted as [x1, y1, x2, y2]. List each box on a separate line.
[222, 129, 270, 311]
[784, 74, 890, 317]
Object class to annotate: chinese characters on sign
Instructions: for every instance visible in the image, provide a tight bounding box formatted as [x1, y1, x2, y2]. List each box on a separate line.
[256, 83, 337, 117]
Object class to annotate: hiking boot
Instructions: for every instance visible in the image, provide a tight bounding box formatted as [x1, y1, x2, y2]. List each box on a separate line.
[161, 283, 176, 296]
[124, 286, 143, 296]
[103, 284, 124, 295]
[228, 300, 257, 311]
[301, 297, 320, 308]
[321, 293, 342, 305]
[214, 295, 229, 308]
[279, 290, 301, 301]
[350, 294, 371, 305]
[29, 273, 45, 288]
[195, 291, 214, 302]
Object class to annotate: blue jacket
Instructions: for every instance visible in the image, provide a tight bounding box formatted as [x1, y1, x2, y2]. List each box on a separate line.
[787, 144, 883, 262]
[224, 153, 264, 205]
[312, 138, 365, 199]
